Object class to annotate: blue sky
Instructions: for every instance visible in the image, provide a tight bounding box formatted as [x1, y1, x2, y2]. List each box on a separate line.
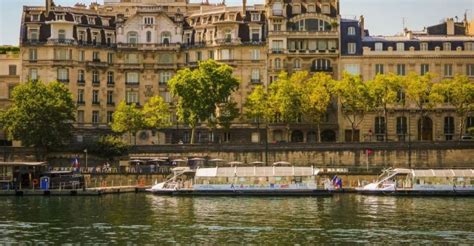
[1, 0, 473, 45]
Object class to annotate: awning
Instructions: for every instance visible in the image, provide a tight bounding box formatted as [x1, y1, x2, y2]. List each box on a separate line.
[0, 162, 47, 166]
[412, 169, 474, 177]
[195, 166, 319, 177]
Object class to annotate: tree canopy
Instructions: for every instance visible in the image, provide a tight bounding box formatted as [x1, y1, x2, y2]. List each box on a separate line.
[111, 101, 144, 145]
[0, 80, 75, 154]
[168, 60, 240, 143]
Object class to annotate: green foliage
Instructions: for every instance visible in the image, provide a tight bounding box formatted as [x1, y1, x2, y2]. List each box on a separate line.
[168, 60, 240, 143]
[90, 135, 129, 158]
[0, 46, 19, 54]
[404, 72, 437, 111]
[0, 80, 75, 151]
[111, 101, 144, 144]
[244, 85, 271, 124]
[218, 100, 240, 130]
[268, 71, 307, 123]
[142, 96, 171, 130]
[332, 73, 373, 138]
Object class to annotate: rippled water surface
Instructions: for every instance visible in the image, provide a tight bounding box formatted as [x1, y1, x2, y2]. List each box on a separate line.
[0, 194, 473, 244]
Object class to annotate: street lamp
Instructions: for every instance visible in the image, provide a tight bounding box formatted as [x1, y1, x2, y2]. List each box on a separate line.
[83, 149, 88, 171]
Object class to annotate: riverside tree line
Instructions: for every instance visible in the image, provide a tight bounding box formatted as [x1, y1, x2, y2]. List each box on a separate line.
[0, 60, 473, 156]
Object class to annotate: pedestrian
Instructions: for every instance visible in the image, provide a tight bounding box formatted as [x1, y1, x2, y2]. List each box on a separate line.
[336, 177, 343, 190]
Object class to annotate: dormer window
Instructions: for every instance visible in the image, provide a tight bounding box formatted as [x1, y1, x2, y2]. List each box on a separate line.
[31, 14, 40, 22]
[307, 5, 315, 13]
[322, 4, 330, 14]
[443, 42, 451, 51]
[228, 14, 235, 21]
[251, 13, 260, 21]
[465, 42, 474, 51]
[29, 28, 39, 41]
[396, 42, 405, 51]
[88, 16, 95, 25]
[224, 29, 232, 42]
[375, 42, 383, 51]
[144, 17, 154, 25]
[78, 31, 85, 42]
[58, 29, 66, 41]
[420, 42, 428, 51]
[293, 4, 301, 14]
[74, 15, 82, 23]
[214, 16, 219, 22]
[127, 32, 138, 44]
[348, 26, 356, 35]
[56, 14, 65, 21]
[272, 2, 283, 16]
[102, 18, 109, 26]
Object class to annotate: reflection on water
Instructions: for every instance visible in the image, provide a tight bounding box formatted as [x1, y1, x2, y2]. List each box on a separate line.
[0, 194, 473, 244]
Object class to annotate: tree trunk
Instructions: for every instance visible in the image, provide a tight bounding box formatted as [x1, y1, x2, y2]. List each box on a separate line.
[459, 113, 465, 139]
[190, 126, 196, 144]
[286, 124, 290, 142]
[317, 123, 321, 143]
[419, 106, 424, 141]
[128, 131, 132, 145]
[384, 104, 388, 142]
[352, 122, 356, 143]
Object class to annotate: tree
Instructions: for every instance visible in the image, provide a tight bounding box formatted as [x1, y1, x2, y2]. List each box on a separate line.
[244, 85, 272, 143]
[432, 75, 474, 138]
[218, 99, 240, 131]
[367, 73, 403, 141]
[268, 71, 307, 141]
[403, 72, 437, 141]
[90, 135, 129, 159]
[301, 73, 333, 142]
[332, 73, 373, 142]
[142, 96, 171, 144]
[111, 101, 144, 145]
[168, 60, 239, 143]
[0, 80, 75, 159]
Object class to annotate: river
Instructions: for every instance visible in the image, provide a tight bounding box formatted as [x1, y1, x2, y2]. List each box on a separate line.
[0, 194, 473, 244]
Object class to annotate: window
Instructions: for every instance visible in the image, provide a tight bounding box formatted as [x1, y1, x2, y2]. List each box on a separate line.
[144, 17, 154, 25]
[375, 64, 384, 75]
[77, 110, 84, 123]
[444, 64, 453, 77]
[126, 72, 139, 84]
[251, 13, 260, 21]
[465, 42, 474, 51]
[374, 116, 386, 141]
[127, 32, 138, 44]
[444, 116, 455, 140]
[396, 117, 407, 135]
[107, 91, 114, 105]
[272, 2, 283, 16]
[56, 14, 64, 21]
[92, 51, 100, 61]
[92, 90, 99, 104]
[375, 42, 383, 51]
[272, 40, 283, 52]
[159, 53, 173, 64]
[293, 4, 301, 14]
[348, 43, 356, 54]
[77, 89, 84, 103]
[224, 29, 232, 42]
[344, 64, 360, 75]
[313, 59, 331, 71]
[273, 23, 282, 31]
[322, 4, 330, 14]
[466, 64, 474, 77]
[420, 64, 429, 75]
[251, 28, 260, 41]
[107, 71, 114, 84]
[74, 15, 82, 24]
[397, 64, 406, 76]
[107, 111, 114, 123]
[220, 49, 231, 60]
[307, 4, 315, 12]
[443, 42, 451, 51]
[294, 59, 301, 69]
[196, 51, 202, 61]
[88, 16, 95, 25]
[348, 27, 356, 35]
[58, 29, 66, 41]
[8, 65, 17, 76]
[107, 53, 113, 64]
[57, 68, 69, 82]
[126, 91, 139, 104]
[92, 111, 99, 123]
[251, 69, 260, 83]
[29, 68, 38, 81]
[78, 31, 85, 42]
[31, 14, 40, 22]
[420, 42, 428, 51]
[125, 53, 139, 64]
[92, 70, 100, 83]
[55, 49, 69, 60]
[159, 91, 171, 103]
[79, 50, 85, 62]
[78, 70, 85, 82]
[274, 58, 281, 69]
[396, 43, 405, 51]
[467, 117, 474, 133]
[397, 90, 406, 103]
[161, 32, 171, 44]
[251, 49, 260, 60]
[146, 31, 152, 43]
[159, 72, 171, 84]
[208, 50, 215, 60]
[29, 28, 39, 40]
[29, 49, 37, 61]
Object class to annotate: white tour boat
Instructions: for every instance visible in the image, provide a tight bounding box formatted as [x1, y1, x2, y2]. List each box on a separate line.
[357, 168, 474, 196]
[148, 166, 333, 196]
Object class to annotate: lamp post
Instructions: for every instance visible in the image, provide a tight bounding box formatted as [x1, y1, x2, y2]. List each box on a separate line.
[84, 149, 88, 172]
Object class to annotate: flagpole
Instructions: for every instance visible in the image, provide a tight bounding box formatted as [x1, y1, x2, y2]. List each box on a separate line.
[366, 149, 369, 172]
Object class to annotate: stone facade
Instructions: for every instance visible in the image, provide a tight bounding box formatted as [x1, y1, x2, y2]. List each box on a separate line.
[13, 0, 474, 145]
[0, 49, 21, 146]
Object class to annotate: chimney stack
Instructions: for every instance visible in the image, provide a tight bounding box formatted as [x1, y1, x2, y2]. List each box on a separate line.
[446, 18, 455, 35]
[242, 0, 247, 18]
[46, 0, 54, 13]
[359, 15, 365, 38]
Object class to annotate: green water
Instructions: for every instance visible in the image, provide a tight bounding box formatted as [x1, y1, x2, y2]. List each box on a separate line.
[0, 194, 473, 244]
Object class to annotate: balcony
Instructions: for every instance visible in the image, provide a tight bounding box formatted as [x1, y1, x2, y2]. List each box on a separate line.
[77, 101, 85, 106]
[107, 81, 115, 87]
[48, 39, 76, 46]
[57, 79, 69, 83]
[92, 81, 100, 87]
[23, 39, 47, 46]
[92, 101, 100, 106]
[78, 40, 116, 48]
[271, 49, 285, 54]
[77, 80, 85, 86]
[119, 63, 144, 70]
[117, 42, 180, 51]
[107, 102, 115, 106]
[53, 59, 74, 66]
[270, 31, 339, 38]
[125, 82, 140, 87]
[154, 63, 177, 70]
[251, 79, 261, 84]
[287, 49, 339, 55]
[86, 60, 108, 69]
[215, 38, 241, 46]
[311, 67, 333, 73]
[242, 40, 266, 46]
[272, 10, 283, 16]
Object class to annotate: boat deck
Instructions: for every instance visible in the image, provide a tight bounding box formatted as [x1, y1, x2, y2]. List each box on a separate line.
[0, 186, 150, 196]
[151, 189, 333, 196]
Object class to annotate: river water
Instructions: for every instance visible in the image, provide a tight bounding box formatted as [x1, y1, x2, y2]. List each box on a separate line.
[0, 194, 473, 244]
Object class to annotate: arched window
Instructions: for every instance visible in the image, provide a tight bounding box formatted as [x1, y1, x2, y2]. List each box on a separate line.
[293, 59, 301, 69]
[58, 29, 66, 41]
[127, 32, 138, 44]
[312, 59, 331, 71]
[146, 31, 152, 43]
[275, 58, 281, 69]
[348, 26, 356, 35]
[161, 31, 171, 45]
